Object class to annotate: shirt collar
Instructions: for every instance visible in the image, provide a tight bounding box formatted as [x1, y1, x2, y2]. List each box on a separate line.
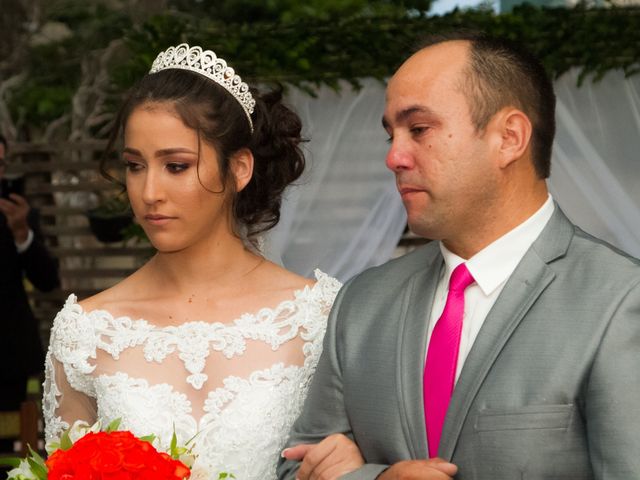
[439, 194, 555, 296]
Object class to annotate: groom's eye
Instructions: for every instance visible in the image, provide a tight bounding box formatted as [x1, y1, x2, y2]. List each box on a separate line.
[410, 126, 429, 136]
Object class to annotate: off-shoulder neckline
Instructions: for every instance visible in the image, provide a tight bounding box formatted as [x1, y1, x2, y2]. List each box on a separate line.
[58, 269, 339, 330]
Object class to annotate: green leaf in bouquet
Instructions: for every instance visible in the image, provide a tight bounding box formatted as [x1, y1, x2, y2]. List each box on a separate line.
[105, 418, 122, 432]
[173, 446, 188, 456]
[60, 430, 73, 450]
[139, 434, 156, 443]
[26, 456, 47, 480]
[47, 440, 60, 452]
[0, 456, 21, 468]
[170, 431, 179, 459]
[27, 446, 45, 467]
[218, 474, 236, 479]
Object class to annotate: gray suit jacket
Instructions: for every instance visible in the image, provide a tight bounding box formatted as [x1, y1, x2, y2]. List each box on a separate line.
[278, 208, 640, 479]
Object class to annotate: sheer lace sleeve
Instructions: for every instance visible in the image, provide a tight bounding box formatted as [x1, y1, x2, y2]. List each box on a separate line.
[43, 295, 97, 442]
[299, 270, 342, 370]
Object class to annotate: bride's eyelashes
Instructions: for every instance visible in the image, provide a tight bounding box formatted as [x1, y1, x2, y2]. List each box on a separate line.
[123, 159, 191, 174]
[124, 160, 143, 172]
[165, 162, 190, 174]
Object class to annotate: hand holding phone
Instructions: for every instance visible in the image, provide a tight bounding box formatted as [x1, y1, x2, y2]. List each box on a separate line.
[0, 176, 30, 242]
[0, 175, 25, 200]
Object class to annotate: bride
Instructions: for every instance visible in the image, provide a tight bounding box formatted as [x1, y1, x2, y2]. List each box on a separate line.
[43, 44, 341, 479]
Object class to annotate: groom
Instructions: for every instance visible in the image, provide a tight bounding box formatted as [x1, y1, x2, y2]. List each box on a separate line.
[277, 32, 640, 479]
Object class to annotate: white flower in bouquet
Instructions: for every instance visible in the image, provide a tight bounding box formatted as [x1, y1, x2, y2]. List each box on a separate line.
[6, 459, 38, 480]
[44, 419, 102, 455]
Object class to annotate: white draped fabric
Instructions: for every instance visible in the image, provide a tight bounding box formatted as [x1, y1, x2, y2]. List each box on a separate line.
[269, 79, 407, 282]
[272, 70, 640, 282]
[550, 69, 640, 258]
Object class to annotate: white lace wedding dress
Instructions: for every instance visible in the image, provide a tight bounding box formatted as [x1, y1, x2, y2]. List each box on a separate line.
[43, 270, 341, 479]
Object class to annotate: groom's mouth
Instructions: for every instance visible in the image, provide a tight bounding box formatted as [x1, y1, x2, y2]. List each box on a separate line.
[398, 186, 424, 198]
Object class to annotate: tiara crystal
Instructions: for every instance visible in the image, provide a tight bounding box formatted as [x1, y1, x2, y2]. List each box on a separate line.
[149, 43, 256, 132]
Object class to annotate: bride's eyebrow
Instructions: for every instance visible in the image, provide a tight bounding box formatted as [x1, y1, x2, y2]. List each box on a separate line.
[122, 147, 142, 157]
[155, 148, 197, 158]
[121, 147, 198, 158]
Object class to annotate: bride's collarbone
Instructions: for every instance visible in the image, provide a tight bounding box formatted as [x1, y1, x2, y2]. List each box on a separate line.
[86, 286, 308, 327]
[78, 263, 317, 327]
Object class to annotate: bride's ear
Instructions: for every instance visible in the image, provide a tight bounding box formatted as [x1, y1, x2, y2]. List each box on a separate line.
[230, 148, 254, 192]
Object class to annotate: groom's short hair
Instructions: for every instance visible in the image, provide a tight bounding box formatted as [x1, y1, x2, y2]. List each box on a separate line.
[417, 31, 556, 179]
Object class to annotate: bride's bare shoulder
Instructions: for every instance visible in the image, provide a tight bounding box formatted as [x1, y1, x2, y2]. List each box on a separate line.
[257, 261, 318, 293]
[77, 268, 148, 313]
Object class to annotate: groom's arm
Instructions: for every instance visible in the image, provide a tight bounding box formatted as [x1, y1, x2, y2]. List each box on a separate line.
[278, 277, 458, 480]
[283, 438, 457, 480]
[277, 281, 390, 480]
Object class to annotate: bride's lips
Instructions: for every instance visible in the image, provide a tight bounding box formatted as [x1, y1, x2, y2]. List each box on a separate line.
[144, 214, 176, 226]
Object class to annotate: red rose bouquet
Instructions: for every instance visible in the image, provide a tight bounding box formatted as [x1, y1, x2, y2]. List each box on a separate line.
[45, 430, 190, 480]
[2, 419, 195, 480]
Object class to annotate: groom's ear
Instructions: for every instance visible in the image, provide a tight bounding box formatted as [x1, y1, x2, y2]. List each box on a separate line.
[230, 148, 254, 193]
[494, 107, 532, 169]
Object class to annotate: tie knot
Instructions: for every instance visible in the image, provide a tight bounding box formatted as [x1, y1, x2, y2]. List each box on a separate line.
[449, 263, 475, 293]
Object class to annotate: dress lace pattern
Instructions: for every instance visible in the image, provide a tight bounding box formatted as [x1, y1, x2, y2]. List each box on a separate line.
[43, 270, 340, 480]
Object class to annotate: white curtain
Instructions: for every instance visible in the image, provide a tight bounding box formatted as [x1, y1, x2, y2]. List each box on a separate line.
[270, 70, 640, 283]
[550, 69, 640, 258]
[268, 79, 407, 282]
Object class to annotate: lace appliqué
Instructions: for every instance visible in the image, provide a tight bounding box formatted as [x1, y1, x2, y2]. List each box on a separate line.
[42, 351, 67, 443]
[94, 372, 196, 444]
[43, 270, 341, 479]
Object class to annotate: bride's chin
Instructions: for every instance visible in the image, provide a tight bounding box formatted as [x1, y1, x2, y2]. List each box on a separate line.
[148, 238, 188, 254]
[153, 244, 188, 255]
[145, 232, 187, 254]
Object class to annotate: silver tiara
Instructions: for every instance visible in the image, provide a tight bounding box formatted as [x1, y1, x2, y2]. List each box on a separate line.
[149, 43, 256, 132]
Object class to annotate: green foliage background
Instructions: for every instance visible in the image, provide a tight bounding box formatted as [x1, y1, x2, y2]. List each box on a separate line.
[5, 0, 640, 136]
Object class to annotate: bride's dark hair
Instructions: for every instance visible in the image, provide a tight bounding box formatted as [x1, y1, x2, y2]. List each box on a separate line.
[102, 68, 305, 242]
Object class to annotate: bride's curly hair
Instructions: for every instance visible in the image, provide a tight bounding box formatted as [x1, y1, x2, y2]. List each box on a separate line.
[102, 68, 305, 243]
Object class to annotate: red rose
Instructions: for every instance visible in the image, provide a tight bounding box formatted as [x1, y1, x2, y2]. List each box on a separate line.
[45, 430, 190, 480]
[89, 447, 124, 473]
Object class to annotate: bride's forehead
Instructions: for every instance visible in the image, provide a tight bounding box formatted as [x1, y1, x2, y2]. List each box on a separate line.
[126, 106, 195, 139]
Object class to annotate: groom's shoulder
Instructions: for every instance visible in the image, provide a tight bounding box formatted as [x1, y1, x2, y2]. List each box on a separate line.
[565, 225, 640, 281]
[542, 207, 640, 278]
[346, 242, 440, 293]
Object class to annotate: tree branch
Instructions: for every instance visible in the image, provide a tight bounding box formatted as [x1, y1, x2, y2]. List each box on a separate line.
[0, 73, 26, 138]
[43, 113, 71, 142]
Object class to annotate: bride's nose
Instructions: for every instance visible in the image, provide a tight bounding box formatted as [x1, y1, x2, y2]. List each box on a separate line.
[141, 168, 167, 205]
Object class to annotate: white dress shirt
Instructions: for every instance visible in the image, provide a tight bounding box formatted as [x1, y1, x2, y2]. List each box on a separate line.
[426, 195, 555, 383]
[15, 228, 34, 253]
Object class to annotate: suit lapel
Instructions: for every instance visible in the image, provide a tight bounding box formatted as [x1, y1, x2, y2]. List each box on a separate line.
[438, 206, 574, 459]
[397, 247, 443, 458]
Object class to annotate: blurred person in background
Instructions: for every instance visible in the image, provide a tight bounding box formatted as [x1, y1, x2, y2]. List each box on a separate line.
[0, 133, 60, 450]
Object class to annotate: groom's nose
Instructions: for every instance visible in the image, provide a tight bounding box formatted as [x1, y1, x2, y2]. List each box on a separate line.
[386, 140, 414, 172]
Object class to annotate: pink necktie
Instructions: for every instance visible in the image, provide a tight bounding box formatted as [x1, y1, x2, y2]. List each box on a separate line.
[423, 262, 475, 458]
